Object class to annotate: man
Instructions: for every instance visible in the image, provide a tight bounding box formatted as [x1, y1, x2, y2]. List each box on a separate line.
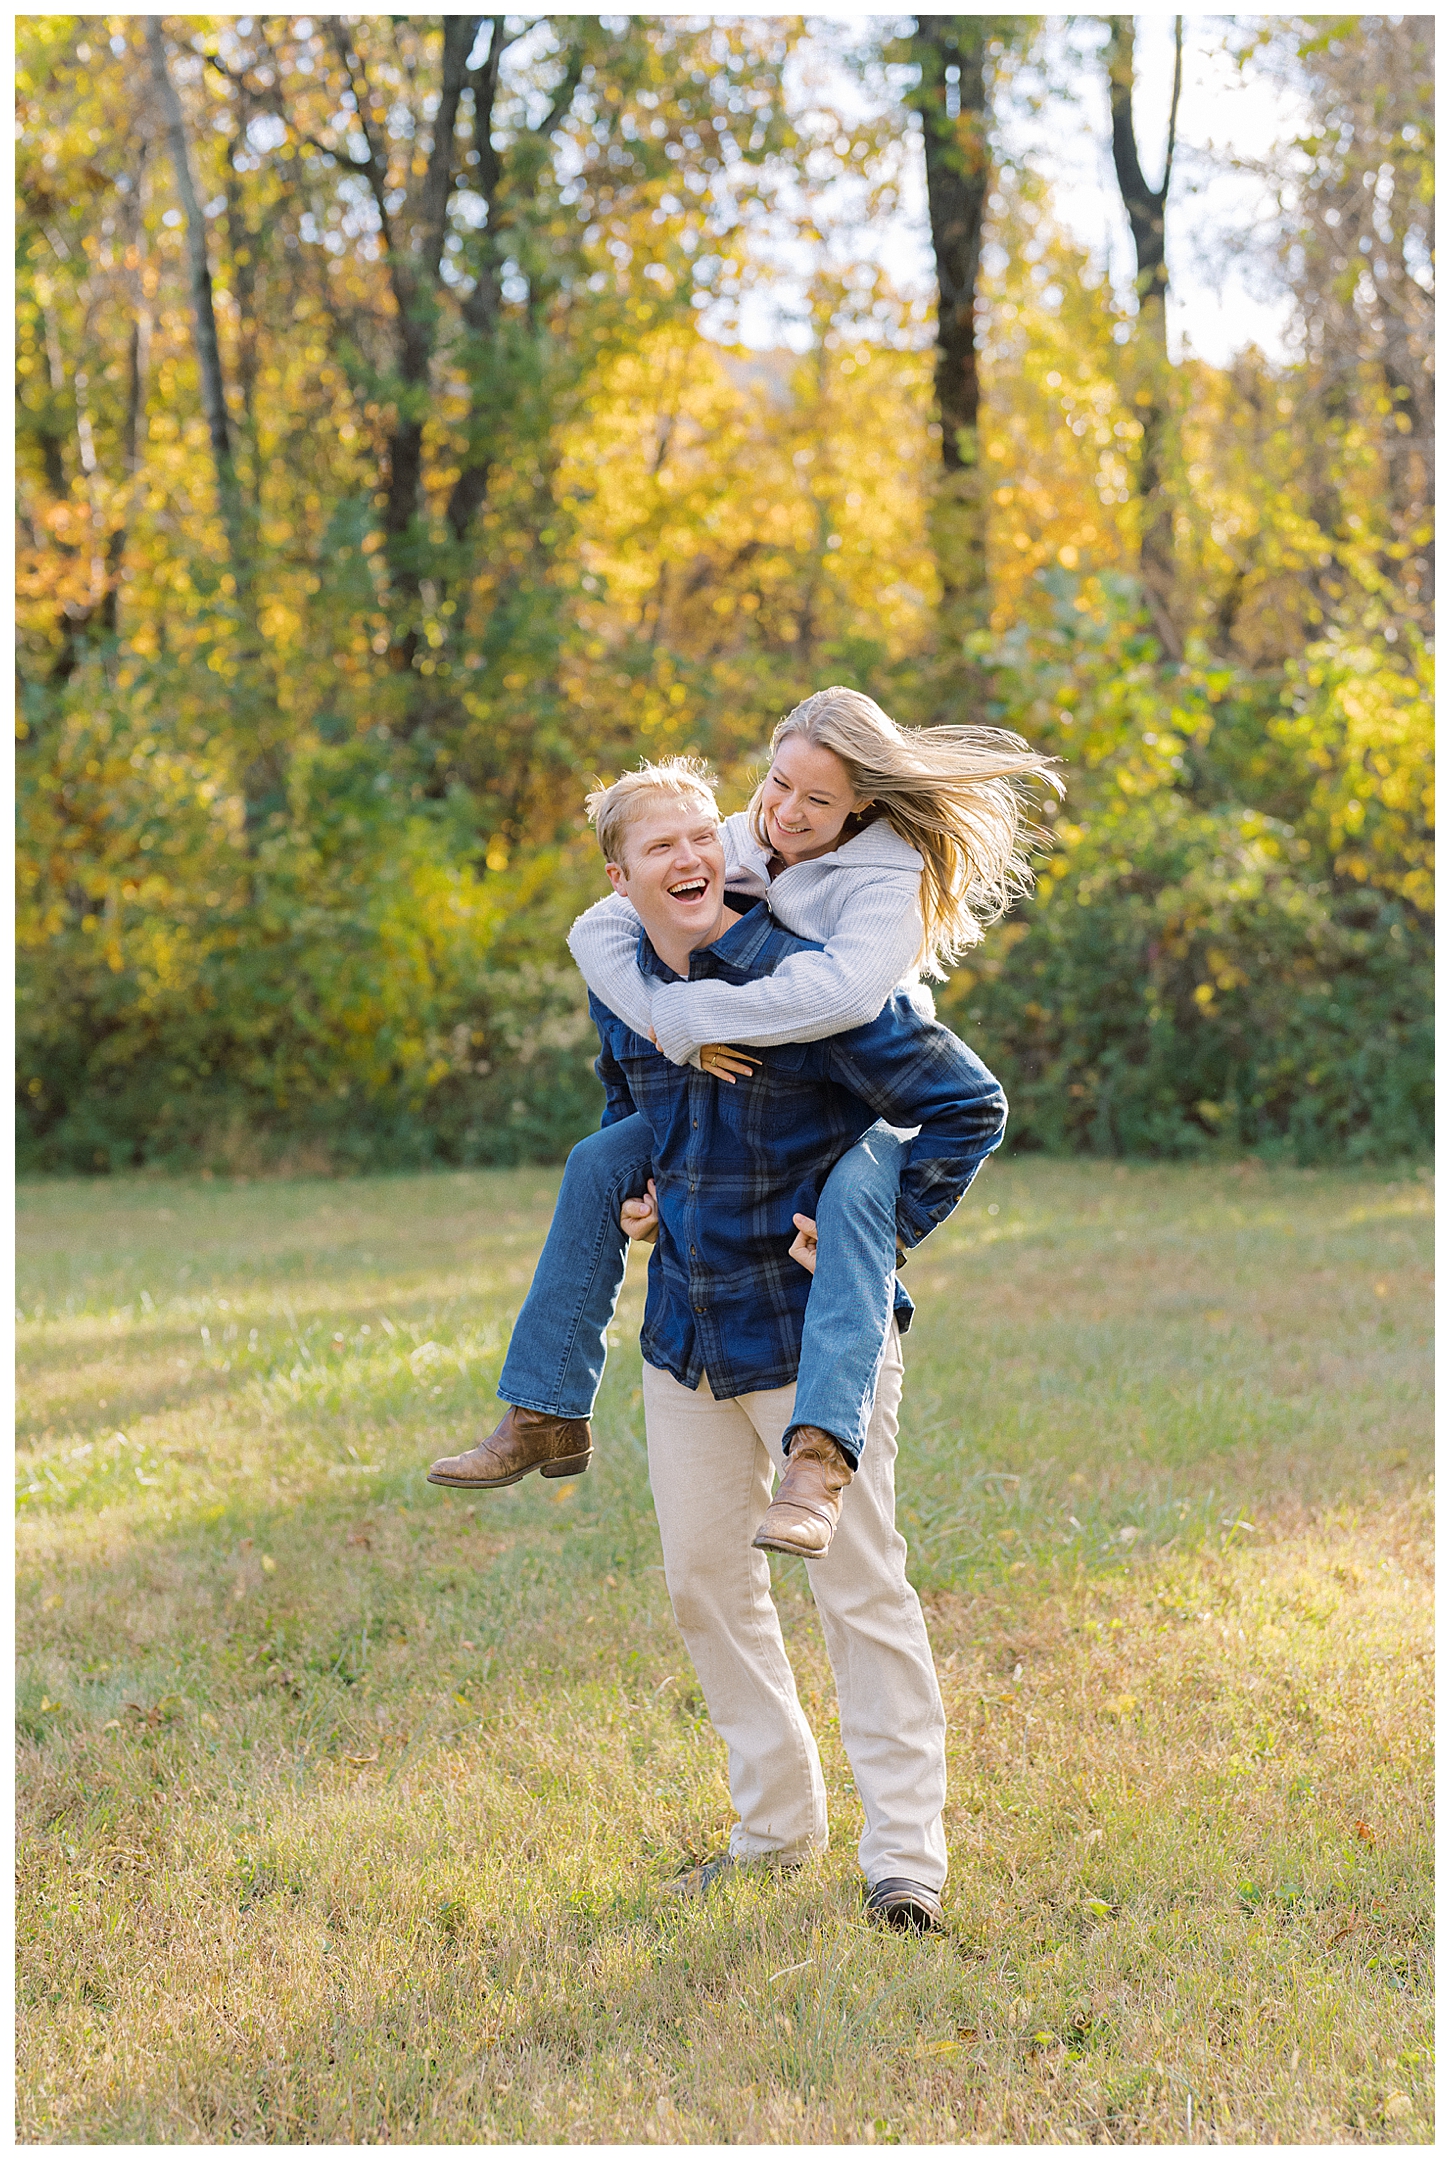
[432, 761, 1007, 1929]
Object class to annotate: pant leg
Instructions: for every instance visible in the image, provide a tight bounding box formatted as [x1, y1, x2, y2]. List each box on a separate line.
[497, 1114, 653, 1419]
[743, 1325, 949, 1892]
[642, 1360, 828, 1864]
[787, 1122, 912, 1468]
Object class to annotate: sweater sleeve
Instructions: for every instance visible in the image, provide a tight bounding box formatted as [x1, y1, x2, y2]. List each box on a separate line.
[647, 875, 923, 1064]
[566, 893, 661, 1042]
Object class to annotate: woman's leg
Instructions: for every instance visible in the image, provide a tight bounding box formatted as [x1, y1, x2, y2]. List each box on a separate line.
[786, 1121, 911, 1468]
[495, 1114, 654, 1419]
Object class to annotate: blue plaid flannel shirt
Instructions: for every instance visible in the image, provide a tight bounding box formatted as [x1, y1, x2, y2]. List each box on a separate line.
[589, 899, 1008, 1400]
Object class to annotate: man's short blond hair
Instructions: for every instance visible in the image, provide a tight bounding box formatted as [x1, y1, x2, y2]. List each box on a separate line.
[585, 755, 720, 868]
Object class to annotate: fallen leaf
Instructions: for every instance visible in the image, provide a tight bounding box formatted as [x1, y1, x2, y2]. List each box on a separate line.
[1383, 2093, 1413, 2120]
[956, 2026, 978, 2042]
[199, 1712, 220, 1731]
[43, 1592, 62, 1611]
[261, 1555, 277, 1574]
[912, 2038, 962, 2058]
[344, 1752, 379, 1766]
[1354, 1821, 1376, 1844]
[39, 1697, 58, 1712]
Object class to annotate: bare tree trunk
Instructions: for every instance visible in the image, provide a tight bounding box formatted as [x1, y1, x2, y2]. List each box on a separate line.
[911, 16, 991, 643]
[102, 147, 153, 638]
[1104, 14, 1183, 659]
[149, 18, 287, 836]
[326, 16, 480, 675]
[146, 16, 249, 595]
[445, 23, 588, 548]
[224, 140, 265, 513]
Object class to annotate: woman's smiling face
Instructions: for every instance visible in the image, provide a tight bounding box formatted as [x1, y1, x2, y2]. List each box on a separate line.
[759, 735, 870, 865]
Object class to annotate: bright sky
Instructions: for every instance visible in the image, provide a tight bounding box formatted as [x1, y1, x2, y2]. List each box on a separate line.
[724, 11, 1308, 367]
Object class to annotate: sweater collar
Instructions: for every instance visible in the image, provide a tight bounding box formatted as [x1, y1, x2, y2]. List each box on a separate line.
[729, 811, 921, 880]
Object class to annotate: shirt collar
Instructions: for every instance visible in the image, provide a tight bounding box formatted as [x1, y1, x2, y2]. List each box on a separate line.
[635, 898, 777, 984]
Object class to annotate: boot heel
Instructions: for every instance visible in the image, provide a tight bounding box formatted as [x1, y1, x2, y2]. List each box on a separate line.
[540, 1452, 592, 1479]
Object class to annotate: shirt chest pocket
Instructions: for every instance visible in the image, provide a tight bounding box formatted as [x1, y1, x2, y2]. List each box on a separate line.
[715, 1043, 823, 1140]
[761, 1043, 809, 1074]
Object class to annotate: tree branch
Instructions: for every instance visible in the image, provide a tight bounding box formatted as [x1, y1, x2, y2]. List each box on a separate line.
[325, 22, 397, 257]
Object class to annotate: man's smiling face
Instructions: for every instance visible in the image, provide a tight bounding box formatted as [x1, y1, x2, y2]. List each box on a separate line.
[605, 790, 729, 967]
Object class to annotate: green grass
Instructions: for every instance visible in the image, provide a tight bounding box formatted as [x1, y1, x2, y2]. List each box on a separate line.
[17, 1158, 1433, 2143]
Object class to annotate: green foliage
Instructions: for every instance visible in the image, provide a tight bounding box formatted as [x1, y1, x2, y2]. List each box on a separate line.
[936, 573, 1433, 1163]
[18, 659, 605, 1174]
[14, 18, 1432, 1172]
[940, 794, 1430, 1162]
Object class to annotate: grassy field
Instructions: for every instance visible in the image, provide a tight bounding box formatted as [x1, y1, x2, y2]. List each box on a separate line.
[16, 1157, 1432, 2144]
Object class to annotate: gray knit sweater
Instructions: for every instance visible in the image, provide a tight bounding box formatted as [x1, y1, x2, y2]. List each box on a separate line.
[566, 810, 927, 1068]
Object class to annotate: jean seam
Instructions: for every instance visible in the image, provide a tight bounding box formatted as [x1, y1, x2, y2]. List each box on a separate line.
[499, 1141, 650, 1416]
[538, 1164, 639, 1404]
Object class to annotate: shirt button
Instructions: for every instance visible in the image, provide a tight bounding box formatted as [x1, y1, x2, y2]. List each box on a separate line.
[694, 1304, 704, 1313]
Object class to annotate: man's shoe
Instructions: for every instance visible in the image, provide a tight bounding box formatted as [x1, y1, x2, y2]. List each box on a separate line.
[426, 1405, 592, 1489]
[864, 1877, 946, 1934]
[663, 1853, 737, 1900]
[752, 1426, 854, 1558]
[664, 1852, 804, 1901]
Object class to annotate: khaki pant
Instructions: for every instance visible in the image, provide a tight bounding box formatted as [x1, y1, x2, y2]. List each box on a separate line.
[641, 1323, 948, 1890]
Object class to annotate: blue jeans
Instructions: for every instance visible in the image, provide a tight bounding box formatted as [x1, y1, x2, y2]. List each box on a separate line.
[497, 1117, 909, 1471]
[498, 1115, 654, 1422]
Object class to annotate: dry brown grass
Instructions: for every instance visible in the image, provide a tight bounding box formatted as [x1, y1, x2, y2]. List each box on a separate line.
[17, 1159, 1432, 2142]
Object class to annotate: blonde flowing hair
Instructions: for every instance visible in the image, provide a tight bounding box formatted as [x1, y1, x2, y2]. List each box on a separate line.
[749, 687, 1063, 977]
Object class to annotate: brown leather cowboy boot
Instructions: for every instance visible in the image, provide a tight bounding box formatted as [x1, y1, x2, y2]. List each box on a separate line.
[752, 1425, 854, 1559]
[427, 1405, 592, 1490]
